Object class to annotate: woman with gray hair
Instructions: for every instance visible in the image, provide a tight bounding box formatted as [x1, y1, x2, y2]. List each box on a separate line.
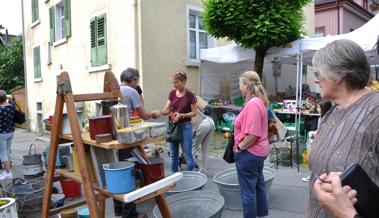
[308, 39, 379, 218]
[233, 71, 269, 218]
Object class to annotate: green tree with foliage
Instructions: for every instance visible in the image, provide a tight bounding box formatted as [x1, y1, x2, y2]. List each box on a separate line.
[0, 35, 24, 92]
[202, 0, 311, 79]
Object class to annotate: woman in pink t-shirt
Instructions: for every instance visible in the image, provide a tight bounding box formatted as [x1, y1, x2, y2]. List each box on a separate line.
[233, 71, 269, 218]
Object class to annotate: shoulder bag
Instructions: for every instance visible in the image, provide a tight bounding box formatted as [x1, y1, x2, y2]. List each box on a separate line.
[166, 121, 183, 143]
[13, 101, 26, 125]
[223, 133, 235, 163]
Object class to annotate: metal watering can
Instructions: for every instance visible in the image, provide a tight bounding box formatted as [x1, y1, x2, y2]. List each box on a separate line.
[110, 102, 130, 130]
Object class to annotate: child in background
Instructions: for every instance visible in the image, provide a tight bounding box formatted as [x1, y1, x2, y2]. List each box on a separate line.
[302, 99, 332, 182]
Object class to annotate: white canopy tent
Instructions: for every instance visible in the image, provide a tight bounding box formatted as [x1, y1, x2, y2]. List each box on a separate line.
[200, 14, 379, 150]
[200, 13, 379, 100]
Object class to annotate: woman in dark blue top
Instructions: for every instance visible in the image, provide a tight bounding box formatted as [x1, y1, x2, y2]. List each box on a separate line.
[0, 90, 15, 180]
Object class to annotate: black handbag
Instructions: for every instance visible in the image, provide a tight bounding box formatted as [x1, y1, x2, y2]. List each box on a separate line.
[166, 122, 183, 143]
[223, 133, 235, 163]
[13, 101, 26, 125]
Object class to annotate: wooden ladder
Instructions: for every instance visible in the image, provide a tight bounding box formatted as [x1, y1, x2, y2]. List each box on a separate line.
[42, 71, 135, 218]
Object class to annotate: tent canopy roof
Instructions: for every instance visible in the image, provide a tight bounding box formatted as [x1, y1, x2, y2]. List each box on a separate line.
[201, 14, 379, 65]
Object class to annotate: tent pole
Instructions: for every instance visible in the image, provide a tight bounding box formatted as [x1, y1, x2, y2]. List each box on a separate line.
[295, 54, 300, 135]
[296, 51, 304, 173]
[199, 61, 203, 97]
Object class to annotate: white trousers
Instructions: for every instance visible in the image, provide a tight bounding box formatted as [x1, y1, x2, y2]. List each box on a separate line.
[192, 116, 215, 171]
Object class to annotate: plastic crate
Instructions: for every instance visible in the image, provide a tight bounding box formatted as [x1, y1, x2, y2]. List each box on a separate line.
[216, 120, 233, 132]
[233, 97, 244, 106]
[269, 102, 283, 110]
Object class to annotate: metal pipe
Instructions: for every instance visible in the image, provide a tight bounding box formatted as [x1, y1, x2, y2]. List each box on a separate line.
[20, 0, 30, 132]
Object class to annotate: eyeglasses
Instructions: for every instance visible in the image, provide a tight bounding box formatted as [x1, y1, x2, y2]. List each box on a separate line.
[314, 71, 321, 80]
[174, 72, 185, 76]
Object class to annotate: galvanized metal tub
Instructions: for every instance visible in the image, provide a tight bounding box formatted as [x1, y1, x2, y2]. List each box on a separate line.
[166, 171, 207, 195]
[213, 166, 277, 210]
[0, 198, 18, 218]
[153, 190, 224, 218]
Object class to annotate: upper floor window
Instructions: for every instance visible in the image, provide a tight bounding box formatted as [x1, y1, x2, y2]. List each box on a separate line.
[32, 0, 39, 23]
[33, 46, 41, 79]
[49, 0, 71, 42]
[90, 14, 108, 67]
[315, 27, 325, 38]
[186, 5, 215, 65]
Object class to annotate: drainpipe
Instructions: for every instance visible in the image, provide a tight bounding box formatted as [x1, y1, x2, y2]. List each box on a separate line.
[20, 0, 30, 131]
[134, 0, 142, 78]
[336, 0, 340, 34]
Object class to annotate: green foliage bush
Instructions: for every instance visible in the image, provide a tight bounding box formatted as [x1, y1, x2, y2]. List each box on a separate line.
[0, 35, 24, 92]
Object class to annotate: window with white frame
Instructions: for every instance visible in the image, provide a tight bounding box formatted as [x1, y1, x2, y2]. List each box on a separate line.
[186, 5, 214, 64]
[49, 0, 71, 43]
[55, 2, 64, 41]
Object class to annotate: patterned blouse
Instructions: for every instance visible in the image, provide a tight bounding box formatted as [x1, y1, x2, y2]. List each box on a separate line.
[308, 90, 379, 218]
[0, 102, 15, 133]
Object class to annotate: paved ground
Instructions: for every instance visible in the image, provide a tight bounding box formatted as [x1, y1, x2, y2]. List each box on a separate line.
[3, 128, 310, 218]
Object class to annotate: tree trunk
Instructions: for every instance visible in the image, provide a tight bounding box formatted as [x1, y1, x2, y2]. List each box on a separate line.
[254, 47, 267, 80]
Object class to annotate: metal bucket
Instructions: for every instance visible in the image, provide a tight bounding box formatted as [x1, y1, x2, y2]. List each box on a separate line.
[4, 178, 45, 202]
[213, 166, 277, 210]
[166, 171, 207, 195]
[0, 198, 18, 218]
[23, 144, 42, 165]
[22, 164, 44, 176]
[110, 103, 130, 129]
[103, 161, 137, 194]
[153, 191, 224, 218]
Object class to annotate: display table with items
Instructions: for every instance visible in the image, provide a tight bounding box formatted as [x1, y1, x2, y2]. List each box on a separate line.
[269, 100, 320, 172]
[42, 71, 180, 218]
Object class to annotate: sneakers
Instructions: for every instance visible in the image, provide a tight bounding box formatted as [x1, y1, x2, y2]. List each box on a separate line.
[135, 213, 148, 218]
[302, 175, 310, 182]
[0, 171, 13, 180]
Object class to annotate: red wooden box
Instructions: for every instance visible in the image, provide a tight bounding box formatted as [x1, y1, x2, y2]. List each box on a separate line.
[89, 115, 113, 140]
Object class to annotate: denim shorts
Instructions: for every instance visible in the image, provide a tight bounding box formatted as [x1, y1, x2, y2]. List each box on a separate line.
[0, 132, 14, 162]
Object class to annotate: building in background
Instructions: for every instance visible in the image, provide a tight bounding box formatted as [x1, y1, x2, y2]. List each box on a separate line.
[0, 29, 17, 46]
[315, 0, 375, 37]
[22, 0, 315, 132]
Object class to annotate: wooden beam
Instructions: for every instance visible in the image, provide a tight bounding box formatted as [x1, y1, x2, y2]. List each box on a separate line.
[73, 92, 118, 102]
[62, 72, 100, 217]
[59, 132, 164, 150]
[41, 78, 65, 218]
[155, 195, 172, 218]
[49, 199, 87, 215]
[98, 194, 107, 218]
[103, 70, 124, 104]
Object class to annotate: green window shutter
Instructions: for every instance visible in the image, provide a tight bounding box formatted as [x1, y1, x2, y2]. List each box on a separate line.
[35, 0, 39, 21]
[96, 14, 107, 66]
[32, 0, 38, 22]
[49, 6, 55, 42]
[90, 17, 97, 67]
[33, 46, 41, 79]
[64, 0, 71, 38]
